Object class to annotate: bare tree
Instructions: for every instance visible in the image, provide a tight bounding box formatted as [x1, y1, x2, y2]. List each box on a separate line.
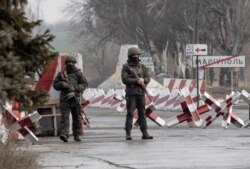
[201, 0, 250, 88]
[64, 0, 250, 87]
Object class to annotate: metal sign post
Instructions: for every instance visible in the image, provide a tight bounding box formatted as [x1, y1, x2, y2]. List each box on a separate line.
[186, 44, 207, 107]
[196, 55, 199, 106]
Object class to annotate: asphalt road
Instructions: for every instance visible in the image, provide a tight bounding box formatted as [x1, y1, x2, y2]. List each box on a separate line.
[27, 107, 250, 169]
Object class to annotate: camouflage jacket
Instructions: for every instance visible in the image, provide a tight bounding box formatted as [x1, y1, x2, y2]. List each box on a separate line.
[53, 69, 88, 101]
[121, 62, 150, 95]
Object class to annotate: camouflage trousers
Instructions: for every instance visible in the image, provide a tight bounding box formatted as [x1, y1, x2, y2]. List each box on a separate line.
[124, 95, 147, 131]
[59, 100, 82, 137]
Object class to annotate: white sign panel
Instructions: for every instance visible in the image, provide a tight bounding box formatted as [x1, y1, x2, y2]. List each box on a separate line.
[192, 55, 245, 68]
[186, 44, 207, 55]
[140, 57, 154, 72]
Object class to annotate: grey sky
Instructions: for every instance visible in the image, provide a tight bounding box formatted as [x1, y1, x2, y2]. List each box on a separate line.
[28, 0, 69, 24]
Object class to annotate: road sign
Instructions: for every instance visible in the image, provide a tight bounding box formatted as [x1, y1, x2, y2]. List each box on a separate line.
[192, 55, 245, 68]
[186, 44, 207, 55]
[186, 44, 207, 107]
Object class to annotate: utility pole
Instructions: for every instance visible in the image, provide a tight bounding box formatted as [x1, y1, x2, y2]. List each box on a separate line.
[194, 2, 200, 107]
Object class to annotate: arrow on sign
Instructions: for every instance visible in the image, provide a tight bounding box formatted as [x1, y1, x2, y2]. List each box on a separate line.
[195, 48, 206, 53]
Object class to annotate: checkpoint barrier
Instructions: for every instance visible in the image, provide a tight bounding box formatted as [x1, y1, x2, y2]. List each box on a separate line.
[133, 105, 166, 127]
[1, 101, 41, 144]
[166, 88, 249, 128]
[239, 90, 250, 128]
[201, 91, 244, 128]
[82, 86, 250, 129]
[166, 87, 211, 127]
[1, 87, 249, 143]
[85, 85, 204, 111]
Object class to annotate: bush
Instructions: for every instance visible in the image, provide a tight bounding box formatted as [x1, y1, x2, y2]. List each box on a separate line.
[0, 142, 40, 169]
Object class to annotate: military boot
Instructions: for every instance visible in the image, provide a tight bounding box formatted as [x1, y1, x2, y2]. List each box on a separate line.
[74, 135, 81, 142]
[141, 129, 153, 140]
[126, 130, 132, 140]
[59, 134, 68, 142]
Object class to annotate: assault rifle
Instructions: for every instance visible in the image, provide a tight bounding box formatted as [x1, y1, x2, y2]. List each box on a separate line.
[123, 64, 154, 103]
[73, 95, 90, 128]
[61, 71, 90, 133]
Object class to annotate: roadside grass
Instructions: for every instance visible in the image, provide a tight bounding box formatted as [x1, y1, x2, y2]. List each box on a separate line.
[0, 141, 40, 169]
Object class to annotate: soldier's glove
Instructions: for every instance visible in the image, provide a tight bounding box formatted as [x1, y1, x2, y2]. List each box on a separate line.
[62, 82, 70, 89]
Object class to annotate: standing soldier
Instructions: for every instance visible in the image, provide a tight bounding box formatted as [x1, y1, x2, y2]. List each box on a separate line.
[121, 47, 153, 140]
[53, 55, 88, 142]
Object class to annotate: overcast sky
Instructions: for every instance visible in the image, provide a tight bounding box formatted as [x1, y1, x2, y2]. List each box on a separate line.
[28, 0, 70, 24]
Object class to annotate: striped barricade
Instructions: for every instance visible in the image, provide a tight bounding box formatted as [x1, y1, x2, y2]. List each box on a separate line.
[2, 101, 41, 144]
[163, 89, 179, 110]
[89, 89, 105, 108]
[110, 90, 126, 109]
[154, 88, 170, 110]
[100, 89, 115, 108]
[133, 105, 166, 127]
[179, 87, 203, 127]
[239, 90, 250, 128]
[166, 96, 210, 127]
[163, 78, 206, 94]
[201, 91, 244, 128]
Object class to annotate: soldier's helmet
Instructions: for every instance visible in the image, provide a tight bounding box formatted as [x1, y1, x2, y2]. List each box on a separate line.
[65, 55, 77, 63]
[127, 47, 141, 57]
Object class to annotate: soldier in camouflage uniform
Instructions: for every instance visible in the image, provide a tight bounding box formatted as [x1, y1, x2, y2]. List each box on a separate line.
[121, 47, 153, 140]
[53, 55, 88, 142]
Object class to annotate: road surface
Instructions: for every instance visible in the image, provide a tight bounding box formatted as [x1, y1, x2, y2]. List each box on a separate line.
[27, 107, 250, 169]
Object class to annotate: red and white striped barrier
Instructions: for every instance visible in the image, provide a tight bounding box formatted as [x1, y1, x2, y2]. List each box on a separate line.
[145, 105, 166, 126]
[163, 89, 179, 110]
[2, 101, 41, 144]
[201, 92, 227, 128]
[84, 78, 206, 110]
[222, 104, 244, 128]
[166, 90, 246, 128]
[239, 90, 250, 128]
[83, 88, 97, 101]
[133, 105, 166, 127]
[147, 88, 161, 103]
[154, 88, 170, 109]
[110, 89, 125, 109]
[116, 99, 127, 113]
[161, 78, 206, 111]
[163, 78, 205, 94]
[100, 89, 115, 108]
[166, 95, 210, 127]
[81, 95, 96, 109]
[89, 89, 105, 107]
[179, 87, 203, 127]
[2, 100, 25, 141]
[240, 90, 250, 104]
[201, 91, 243, 128]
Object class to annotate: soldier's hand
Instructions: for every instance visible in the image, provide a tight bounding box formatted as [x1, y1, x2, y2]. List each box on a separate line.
[62, 82, 70, 89]
[137, 78, 145, 86]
